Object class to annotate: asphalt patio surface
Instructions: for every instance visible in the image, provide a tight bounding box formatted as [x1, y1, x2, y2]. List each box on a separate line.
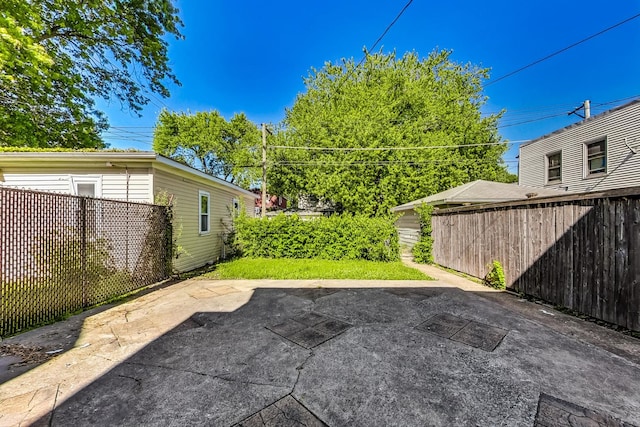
[1, 261, 640, 426]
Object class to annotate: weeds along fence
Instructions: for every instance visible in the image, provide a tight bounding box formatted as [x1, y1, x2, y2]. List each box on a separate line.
[0, 186, 173, 337]
[431, 186, 640, 331]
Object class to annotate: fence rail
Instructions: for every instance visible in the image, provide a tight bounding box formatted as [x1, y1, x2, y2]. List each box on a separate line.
[432, 187, 640, 331]
[0, 187, 172, 337]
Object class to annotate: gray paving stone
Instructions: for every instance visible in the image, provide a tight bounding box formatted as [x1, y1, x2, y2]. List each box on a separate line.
[285, 288, 341, 301]
[20, 285, 640, 426]
[237, 395, 326, 426]
[164, 317, 203, 336]
[534, 393, 637, 427]
[286, 328, 333, 349]
[385, 288, 440, 301]
[312, 318, 351, 336]
[266, 320, 307, 338]
[451, 321, 508, 352]
[293, 312, 328, 327]
[416, 313, 470, 338]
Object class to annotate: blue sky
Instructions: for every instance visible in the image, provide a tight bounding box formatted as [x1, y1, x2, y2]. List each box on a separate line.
[101, 0, 640, 173]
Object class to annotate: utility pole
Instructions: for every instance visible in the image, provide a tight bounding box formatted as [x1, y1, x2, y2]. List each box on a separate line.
[584, 99, 590, 119]
[261, 123, 267, 218]
[568, 99, 591, 120]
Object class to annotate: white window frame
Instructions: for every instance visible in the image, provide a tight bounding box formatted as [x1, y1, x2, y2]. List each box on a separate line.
[199, 190, 210, 235]
[546, 151, 562, 184]
[232, 197, 240, 213]
[70, 175, 102, 198]
[584, 138, 607, 178]
[69, 175, 102, 236]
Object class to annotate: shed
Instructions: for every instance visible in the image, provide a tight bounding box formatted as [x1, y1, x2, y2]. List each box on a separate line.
[0, 151, 255, 272]
[391, 180, 567, 248]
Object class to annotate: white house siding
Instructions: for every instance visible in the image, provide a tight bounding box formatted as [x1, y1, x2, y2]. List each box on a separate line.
[0, 171, 72, 193]
[395, 209, 421, 248]
[0, 167, 153, 202]
[100, 168, 153, 202]
[153, 168, 254, 273]
[519, 102, 640, 192]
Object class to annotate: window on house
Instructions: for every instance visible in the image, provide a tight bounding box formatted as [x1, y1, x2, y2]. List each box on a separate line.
[76, 183, 96, 197]
[71, 175, 102, 198]
[546, 152, 561, 183]
[71, 176, 102, 235]
[199, 191, 210, 234]
[232, 198, 240, 213]
[585, 139, 606, 176]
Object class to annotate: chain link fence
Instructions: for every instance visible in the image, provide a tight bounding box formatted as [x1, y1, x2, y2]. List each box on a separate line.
[0, 187, 172, 337]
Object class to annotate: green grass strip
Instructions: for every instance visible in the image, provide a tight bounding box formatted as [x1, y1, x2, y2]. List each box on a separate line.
[202, 258, 433, 280]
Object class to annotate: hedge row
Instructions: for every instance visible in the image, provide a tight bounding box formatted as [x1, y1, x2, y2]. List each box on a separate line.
[232, 213, 399, 262]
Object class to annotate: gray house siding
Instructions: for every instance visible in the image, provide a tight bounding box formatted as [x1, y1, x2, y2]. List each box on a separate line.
[519, 100, 640, 193]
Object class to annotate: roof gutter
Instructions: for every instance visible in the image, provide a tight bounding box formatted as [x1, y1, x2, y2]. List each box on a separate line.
[0, 151, 157, 164]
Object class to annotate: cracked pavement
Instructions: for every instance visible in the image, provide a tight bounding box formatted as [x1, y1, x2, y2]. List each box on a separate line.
[1, 265, 640, 426]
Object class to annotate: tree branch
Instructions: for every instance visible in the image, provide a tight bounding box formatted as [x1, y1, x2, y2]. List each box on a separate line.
[37, 28, 106, 44]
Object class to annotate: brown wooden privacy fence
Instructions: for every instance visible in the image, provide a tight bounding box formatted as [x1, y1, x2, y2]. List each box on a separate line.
[432, 186, 640, 331]
[0, 187, 173, 337]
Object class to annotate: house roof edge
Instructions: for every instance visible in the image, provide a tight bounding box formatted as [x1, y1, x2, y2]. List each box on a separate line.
[520, 98, 640, 148]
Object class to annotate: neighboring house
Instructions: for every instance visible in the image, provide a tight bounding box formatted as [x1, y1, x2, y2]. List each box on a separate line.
[296, 194, 336, 214]
[252, 190, 287, 215]
[519, 99, 640, 192]
[0, 151, 255, 272]
[391, 180, 566, 248]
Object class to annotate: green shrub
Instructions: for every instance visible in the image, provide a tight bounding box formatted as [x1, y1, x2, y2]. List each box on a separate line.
[484, 260, 506, 289]
[412, 236, 433, 264]
[232, 213, 399, 262]
[412, 203, 434, 263]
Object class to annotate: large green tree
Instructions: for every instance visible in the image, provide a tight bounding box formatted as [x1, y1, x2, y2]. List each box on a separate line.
[153, 110, 260, 188]
[0, 0, 183, 148]
[270, 50, 515, 216]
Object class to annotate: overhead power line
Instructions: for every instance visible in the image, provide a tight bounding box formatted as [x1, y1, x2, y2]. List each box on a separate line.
[484, 12, 640, 87]
[498, 113, 570, 128]
[356, 0, 414, 67]
[217, 158, 519, 169]
[109, 126, 156, 129]
[101, 136, 154, 145]
[271, 159, 519, 166]
[592, 94, 640, 108]
[269, 140, 526, 151]
[333, 0, 414, 94]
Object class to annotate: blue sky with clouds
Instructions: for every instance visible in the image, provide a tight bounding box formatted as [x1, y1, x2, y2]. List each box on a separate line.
[100, 1, 640, 173]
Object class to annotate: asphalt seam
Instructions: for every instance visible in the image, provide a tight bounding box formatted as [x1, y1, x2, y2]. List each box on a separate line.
[124, 360, 292, 389]
[118, 374, 142, 388]
[290, 394, 328, 427]
[292, 351, 314, 395]
[47, 384, 60, 427]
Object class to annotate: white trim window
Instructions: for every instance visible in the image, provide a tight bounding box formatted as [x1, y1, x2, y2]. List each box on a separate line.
[585, 139, 607, 177]
[199, 190, 210, 234]
[232, 198, 240, 213]
[70, 175, 102, 198]
[70, 175, 102, 235]
[546, 151, 562, 184]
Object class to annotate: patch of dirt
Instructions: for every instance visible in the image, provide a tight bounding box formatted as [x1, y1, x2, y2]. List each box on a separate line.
[0, 344, 57, 367]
